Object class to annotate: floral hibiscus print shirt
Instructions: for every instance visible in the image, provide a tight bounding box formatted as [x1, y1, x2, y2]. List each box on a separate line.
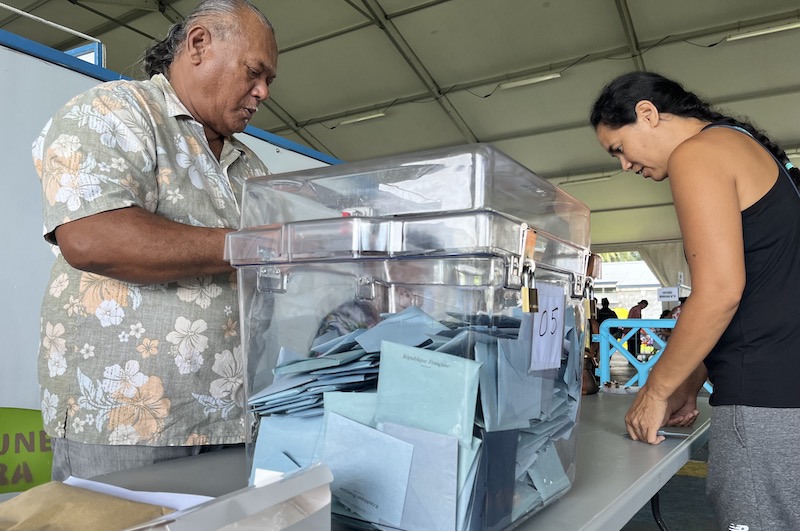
[31, 74, 270, 446]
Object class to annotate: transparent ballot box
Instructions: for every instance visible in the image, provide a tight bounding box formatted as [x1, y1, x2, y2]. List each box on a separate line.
[226, 144, 591, 531]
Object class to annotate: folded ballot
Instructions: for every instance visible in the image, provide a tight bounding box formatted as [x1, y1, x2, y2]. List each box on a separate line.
[374, 341, 481, 448]
[247, 304, 582, 530]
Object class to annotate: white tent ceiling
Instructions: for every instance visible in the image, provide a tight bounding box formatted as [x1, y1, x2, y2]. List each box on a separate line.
[3, 0, 800, 247]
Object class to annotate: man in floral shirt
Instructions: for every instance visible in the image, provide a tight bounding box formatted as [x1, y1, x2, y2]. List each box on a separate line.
[31, 0, 277, 479]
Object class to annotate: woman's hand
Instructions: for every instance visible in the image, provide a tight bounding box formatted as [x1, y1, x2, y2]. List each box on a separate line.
[626, 379, 702, 444]
[625, 386, 668, 444]
[665, 390, 699, 427]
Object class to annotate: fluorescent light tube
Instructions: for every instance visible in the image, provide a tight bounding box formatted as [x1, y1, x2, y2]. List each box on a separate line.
[498, 72, 561, 90]
[726, 21, 800, 42]
[338, 112, 386, 126]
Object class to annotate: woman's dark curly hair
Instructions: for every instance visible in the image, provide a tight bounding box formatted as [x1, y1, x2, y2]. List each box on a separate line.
[590, 71, 799, 186]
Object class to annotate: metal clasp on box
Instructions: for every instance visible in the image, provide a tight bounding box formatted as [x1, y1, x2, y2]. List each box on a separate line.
[521, 262, 538, 313]
[508, 223, 537, 288]
[256, 267, 287, 293]
[356, 276, 376, 301]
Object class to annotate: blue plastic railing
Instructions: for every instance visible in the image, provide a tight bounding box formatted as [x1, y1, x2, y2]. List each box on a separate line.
[594, 318, 713, 393]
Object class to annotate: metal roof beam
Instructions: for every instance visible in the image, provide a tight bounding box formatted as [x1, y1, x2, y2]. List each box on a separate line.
[614, 0, 645, 71]
[267, 10, 800, 135]
[359, 0, 478, 143]
[260, 99, 334, 156]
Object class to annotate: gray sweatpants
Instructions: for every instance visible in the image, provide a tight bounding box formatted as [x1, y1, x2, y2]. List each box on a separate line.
[707, 405, 800, 531]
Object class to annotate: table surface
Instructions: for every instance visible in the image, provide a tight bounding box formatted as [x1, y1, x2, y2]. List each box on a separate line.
[94, 391, 711, 531]
[515, 391, 710, 531]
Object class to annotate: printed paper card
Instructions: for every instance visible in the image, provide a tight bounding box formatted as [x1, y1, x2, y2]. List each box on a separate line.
[530, 282, 566, 371]
[375, 341, 481, 447]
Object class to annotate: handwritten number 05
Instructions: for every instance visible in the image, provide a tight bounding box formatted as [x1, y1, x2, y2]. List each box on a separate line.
[538, 307, 559, 337]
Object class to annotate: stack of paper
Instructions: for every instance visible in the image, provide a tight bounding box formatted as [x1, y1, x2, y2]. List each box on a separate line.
[249, 350, 379, 418]
[248, 302, 582, 530]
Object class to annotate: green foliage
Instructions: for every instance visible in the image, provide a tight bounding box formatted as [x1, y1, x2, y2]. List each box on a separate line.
[599, 251, 641, 263]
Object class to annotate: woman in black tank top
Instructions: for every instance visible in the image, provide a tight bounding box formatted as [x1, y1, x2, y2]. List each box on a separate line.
[590, 71, 800, 531]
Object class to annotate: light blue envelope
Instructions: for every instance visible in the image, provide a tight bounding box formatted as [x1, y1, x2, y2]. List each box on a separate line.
[311, 360, 376, 375]
[515, 430, 549, 480]
[287, 407, 324, 418]
[528, 442, 571, 501]
[495, 336, 543, 430]
[534, 369, 557, 419]
[563, 308, 584, 401]
[250, 388, 304, 411]
[250, 414, 324, 485]
[313, 372, 372, 386]
[475, 340, 498, 430]
[310, 329, 366, 356]
[433, 329, 474, 357]
[380, 422, 458, 531]
[321, 412, 413, 527]
[458, 436, 482, 494]
[356, 306, 449, 353]
[275, 345, 307, 372]
[311, 330, 339, 349]
[252, 450, 299, 475]
[249, 373, 317, 405]
[324, 391, 377, 427]
[457, 444, 482, 531]
[546, 385, 568, 420]
[305, 374, 377, 395]
[258, 395, 320, 415]
[375, 341, 481, 447]
[273, 349, 367, 376]
[512, 479, 543, 521]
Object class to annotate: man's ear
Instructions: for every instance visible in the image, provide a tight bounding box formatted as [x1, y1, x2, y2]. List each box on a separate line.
[185, 25, 211, 65]
[634, 100, 660, 128]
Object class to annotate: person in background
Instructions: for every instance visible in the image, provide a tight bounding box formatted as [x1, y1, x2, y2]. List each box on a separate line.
[655, 309, 673, 345]
[591, 71, 800, 530]
[670, 296, 687, 320]
[31, 0, 278, 480]
[626, 299, 648, 358]
[596, 297, 620, 338]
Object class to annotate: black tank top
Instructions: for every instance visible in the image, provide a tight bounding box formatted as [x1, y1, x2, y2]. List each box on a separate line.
[703, 126, 800, 406]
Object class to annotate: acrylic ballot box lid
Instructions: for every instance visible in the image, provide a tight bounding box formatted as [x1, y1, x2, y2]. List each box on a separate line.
[237, 144, 590, 251]
[228, 144, 591, 293]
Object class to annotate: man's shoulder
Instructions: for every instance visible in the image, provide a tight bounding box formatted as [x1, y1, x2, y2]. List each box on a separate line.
[72, 77, 164, 108]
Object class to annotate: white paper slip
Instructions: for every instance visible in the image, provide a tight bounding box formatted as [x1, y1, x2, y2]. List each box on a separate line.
[63, 476, 212, 511]
[530, 282, 566, 371]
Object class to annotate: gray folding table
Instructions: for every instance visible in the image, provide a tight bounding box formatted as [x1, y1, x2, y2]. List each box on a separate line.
[93, 392, 711, 530]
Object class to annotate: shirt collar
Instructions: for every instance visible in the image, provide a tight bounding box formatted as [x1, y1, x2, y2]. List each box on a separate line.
[151, 73, 247, 158]
[151, 73, 194, 119]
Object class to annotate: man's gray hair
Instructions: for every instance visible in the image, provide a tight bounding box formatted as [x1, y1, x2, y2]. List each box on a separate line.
[141, 0, 272, 78]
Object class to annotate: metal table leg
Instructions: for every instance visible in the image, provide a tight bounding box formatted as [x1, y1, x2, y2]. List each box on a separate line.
[651, 492, 671, 531]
